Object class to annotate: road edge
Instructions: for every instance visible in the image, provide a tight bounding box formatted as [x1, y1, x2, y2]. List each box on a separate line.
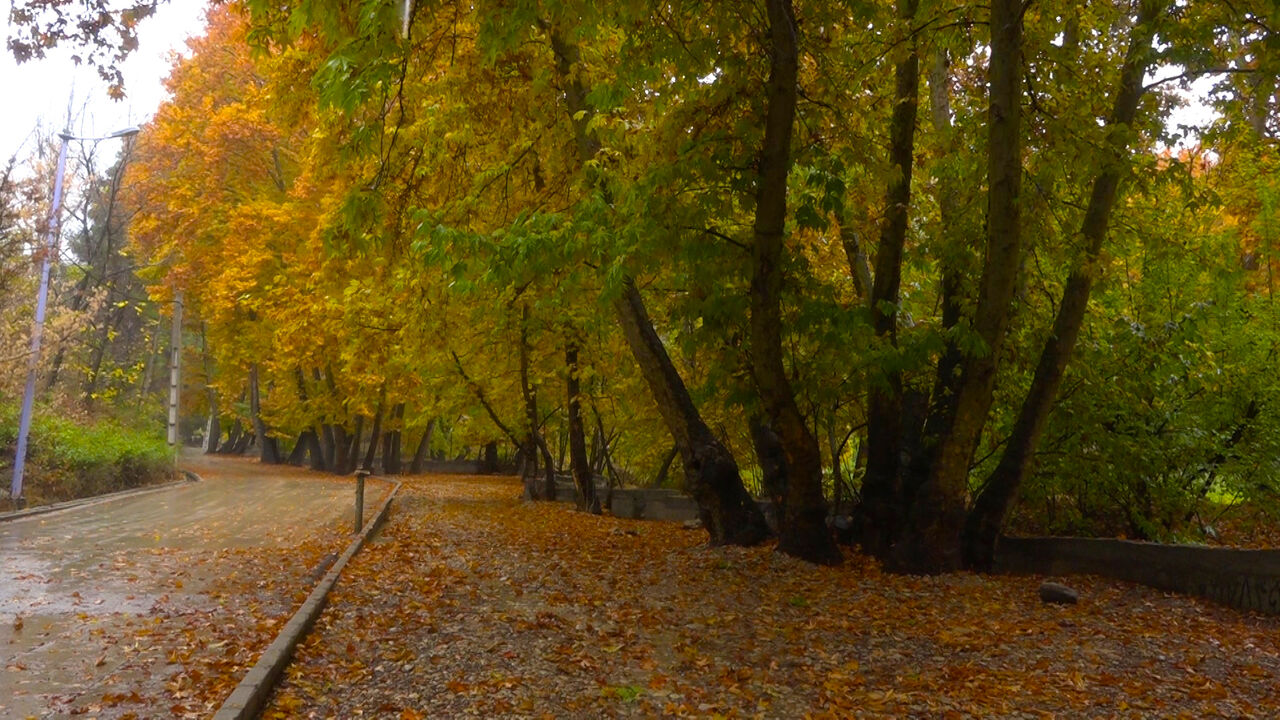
[0, 469, 201, 523]
[213, 478, 401, 720]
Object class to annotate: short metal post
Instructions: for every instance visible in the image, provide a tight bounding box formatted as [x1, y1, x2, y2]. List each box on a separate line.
[354, 469, 368, 534]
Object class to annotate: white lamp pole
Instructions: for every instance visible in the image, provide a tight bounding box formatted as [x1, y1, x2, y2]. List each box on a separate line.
[167, 290, 183, 447]
[10, 126, 140, 507]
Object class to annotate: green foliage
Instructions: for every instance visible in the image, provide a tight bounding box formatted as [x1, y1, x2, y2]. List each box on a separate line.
[0, 403, 174, 505]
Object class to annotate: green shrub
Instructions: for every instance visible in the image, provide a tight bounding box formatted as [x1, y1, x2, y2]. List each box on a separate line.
[0, 402, 174, 506]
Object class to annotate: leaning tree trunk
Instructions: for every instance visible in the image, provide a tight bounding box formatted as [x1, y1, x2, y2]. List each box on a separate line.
[614, 279, 770, 545]
[895, 0, 1025, 574]
[565, 338, 599, 513]
[962, 1, 1164, 570]
[544, 23, 766, 544]
[750, 0, 839, 565]
[286, 431, 309, 466]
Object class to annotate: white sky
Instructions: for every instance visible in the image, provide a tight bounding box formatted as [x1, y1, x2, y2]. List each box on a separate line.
[0, 5, 1218, 164]
[0, 2, 210, 162]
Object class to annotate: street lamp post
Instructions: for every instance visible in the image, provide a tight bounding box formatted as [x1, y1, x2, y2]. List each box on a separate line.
[10, 126, 140, 508]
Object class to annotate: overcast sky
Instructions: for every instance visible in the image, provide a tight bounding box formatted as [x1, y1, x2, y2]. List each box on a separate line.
[1, 2, 210, 162]
[1, 4, 1218, 166]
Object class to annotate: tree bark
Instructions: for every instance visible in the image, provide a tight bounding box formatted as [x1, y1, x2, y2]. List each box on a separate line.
[202, 325, 220, 455]
[962, 1, 1165, 570]
[286, 431, 309, 465]
[346, 415, 364, 474]
[383, 402, 405, 474]
[856, 0, 921, 560]
[750, 0, 839, 565]
[249, 364, 281, 464]
[614, 279, 771, 545]
[565, 337, 599, 513]
[652, 445, 678, 488]
[895, 0, 1025, 574]
[410, 418, 436, 474]
[517, 305, 557, 500]
[362, 386, 386, 472]
[542, 21, 766, 542]
[750, 414, 788, 515]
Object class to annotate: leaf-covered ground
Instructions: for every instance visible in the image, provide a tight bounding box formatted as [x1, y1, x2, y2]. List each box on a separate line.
[265, 474, 1280, 718]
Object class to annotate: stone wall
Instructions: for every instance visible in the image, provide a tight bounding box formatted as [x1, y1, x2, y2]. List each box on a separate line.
[995, 536, 1280, 615]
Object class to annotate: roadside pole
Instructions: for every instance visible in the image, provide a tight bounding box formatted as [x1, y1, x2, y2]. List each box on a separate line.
[167, 290, 183, 450]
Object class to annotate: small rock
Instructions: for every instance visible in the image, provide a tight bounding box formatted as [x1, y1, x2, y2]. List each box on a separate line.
[1039, 581, 1079, 605]
[681, 519, 703, 531]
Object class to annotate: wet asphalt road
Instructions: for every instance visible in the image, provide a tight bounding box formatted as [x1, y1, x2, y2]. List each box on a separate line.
[0, 453, 355, 717]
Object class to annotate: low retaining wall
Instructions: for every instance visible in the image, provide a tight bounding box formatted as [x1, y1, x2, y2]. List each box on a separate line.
[610, 488, 701, 523]
[995, 536, 1280, 615]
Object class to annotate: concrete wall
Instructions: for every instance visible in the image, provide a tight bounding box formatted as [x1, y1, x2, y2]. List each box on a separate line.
[610, 488, 701, 523]
[995, 536, 1280, 615]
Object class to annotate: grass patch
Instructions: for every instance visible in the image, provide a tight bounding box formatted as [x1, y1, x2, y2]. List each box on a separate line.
[0, 403, 175, 507]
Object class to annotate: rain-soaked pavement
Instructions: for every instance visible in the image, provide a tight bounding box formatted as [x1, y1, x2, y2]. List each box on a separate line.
[0, 452, 359, 718]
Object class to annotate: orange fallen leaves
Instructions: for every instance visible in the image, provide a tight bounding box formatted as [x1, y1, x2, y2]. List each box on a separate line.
[257, 472, 1280, 718]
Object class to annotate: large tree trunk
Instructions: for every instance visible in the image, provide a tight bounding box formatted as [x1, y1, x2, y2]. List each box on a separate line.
[750, 415, 788, 519]
[613, 279, 770, 545]
[749, 0, 839, 565]
[346, 415, 364, 474]
[893, 0, 1025, 574]
[286, 431, 309, 466]
[382, 402, 404, 474]
[410, 418, 436, 474]
[541, 20, 766, 542]
[333, 423, 351, 475]
[565, 338, 599, 512]
[855, 0, 922, 560]
[362, 387, 386, 472]
[249, 364, 282, 464]
[962, 2, 1164, 570]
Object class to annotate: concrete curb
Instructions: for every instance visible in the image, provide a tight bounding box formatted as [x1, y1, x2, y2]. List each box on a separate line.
[213, 478, 401, 720]
[0, 469, 201, 523]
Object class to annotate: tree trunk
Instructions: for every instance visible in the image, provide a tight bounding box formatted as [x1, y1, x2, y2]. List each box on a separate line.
[202, 326, 220, 454]
[362, 388, 386, 472]
[613, 279, 770, 545]
[749, 0, 838, 565]
[750, 415, 788, 515]
[249, 364, 281, 464]
[333, 423, 351, 475]
[539, 21, 767, 541]
[383, 402, 405, 474]
[565, 338, 599, 513]
[346, 415, 364, 474]
[962, 1, 1164, 570]
[652, 445, 678, 488]
[410, 418, 436, 474]
[218, 418, 243, 454]
[856, 0, 921, 560]
[894, 0, 1025, 574]
[286, 431, 309, 466]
